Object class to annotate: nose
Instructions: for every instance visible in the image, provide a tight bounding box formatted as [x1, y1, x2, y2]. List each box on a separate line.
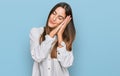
[53, 16, 57, 21]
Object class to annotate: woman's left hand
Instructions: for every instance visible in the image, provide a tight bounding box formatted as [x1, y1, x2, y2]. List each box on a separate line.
[57, 15, 71, 36]
[57, 15, 71, 46]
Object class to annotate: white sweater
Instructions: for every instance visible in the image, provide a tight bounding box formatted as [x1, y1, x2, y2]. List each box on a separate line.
[29, 27, 74, 76]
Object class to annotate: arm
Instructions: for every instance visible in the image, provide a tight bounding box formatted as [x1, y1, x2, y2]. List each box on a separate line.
[30, 27, 56, 63]
[57, 41, 74, 68]
[56, 16, 73, 68]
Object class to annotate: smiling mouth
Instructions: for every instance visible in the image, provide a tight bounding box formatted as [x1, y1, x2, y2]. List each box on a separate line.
[50, 20, 56, 24]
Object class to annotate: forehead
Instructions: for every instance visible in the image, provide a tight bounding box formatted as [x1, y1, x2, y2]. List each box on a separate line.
[54, 7, 66, 17]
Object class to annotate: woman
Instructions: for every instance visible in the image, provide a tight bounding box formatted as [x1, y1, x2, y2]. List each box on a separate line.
[30, 2, 76, 76]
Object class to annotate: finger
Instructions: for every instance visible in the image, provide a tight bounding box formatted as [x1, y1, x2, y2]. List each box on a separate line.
[63, 16, 71, 27]
[65, 15, 71, 22]
[67, 17, 71, 24]
[58, 15, 71, 31]
[55, 21, 65, 33]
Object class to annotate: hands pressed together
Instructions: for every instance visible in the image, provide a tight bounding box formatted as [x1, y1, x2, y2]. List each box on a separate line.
[49, 15, 71, 47]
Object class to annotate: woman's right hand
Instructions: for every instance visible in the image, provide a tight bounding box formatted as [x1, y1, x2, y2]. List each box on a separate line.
[49, 21, 65, 38]
[49, 15, 71, 38]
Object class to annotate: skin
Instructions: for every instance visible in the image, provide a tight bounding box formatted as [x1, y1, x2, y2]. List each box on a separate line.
[48, 7, 71, 47]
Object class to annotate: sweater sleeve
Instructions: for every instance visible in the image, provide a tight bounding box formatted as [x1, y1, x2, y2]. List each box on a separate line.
[57, 41, 74, 68]
[30, 27, 56, 63]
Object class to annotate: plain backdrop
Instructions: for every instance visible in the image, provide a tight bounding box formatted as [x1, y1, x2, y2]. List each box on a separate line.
[0, 0, 120, 76]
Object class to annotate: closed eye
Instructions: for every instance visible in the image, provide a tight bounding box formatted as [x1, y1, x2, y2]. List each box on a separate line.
[52, 11, 56, 15]
[58, 15, 65, 20]
[58, 17, 64, 20]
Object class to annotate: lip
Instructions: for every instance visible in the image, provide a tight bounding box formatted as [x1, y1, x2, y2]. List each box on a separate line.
[49, 20, 56, 24]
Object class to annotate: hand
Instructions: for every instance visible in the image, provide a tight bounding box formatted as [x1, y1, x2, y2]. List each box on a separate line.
[57, 15, 71, 46]
[49, 21, 64, 38]
[57, 15, 71, 36]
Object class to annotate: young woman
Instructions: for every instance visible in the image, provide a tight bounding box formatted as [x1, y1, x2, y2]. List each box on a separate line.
[30, 2, 76, 76]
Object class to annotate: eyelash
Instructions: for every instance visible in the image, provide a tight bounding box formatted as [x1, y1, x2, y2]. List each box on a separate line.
[52, 12, 56, 15]
[58, 17, 63, 20]
[52, 11, 63, 20]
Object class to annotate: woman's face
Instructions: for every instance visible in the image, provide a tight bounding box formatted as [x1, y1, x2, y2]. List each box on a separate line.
[48, 7, 66, 28]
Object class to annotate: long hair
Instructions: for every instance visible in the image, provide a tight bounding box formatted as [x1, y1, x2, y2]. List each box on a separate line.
[39, 2, 76, 58]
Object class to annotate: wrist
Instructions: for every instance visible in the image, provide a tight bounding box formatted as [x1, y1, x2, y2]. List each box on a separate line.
[49, 32, 54, 38]
[58, 42, 63, 48]
[58, 36, 63, 43]
[57, 33, 63, 37]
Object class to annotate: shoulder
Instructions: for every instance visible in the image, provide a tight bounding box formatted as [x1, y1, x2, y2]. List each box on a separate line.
[30, 27, 44, 40]
[30, 27, 44, 35]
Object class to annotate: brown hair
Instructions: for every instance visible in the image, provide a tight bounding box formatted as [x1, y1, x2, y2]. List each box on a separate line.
[39, 2, 76, 58]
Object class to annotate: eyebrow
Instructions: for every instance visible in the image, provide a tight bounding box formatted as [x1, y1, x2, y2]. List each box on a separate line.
[54, 11, 65, 19]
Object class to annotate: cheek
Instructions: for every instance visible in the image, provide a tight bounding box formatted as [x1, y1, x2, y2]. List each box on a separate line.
[49, 15, 53, 21]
